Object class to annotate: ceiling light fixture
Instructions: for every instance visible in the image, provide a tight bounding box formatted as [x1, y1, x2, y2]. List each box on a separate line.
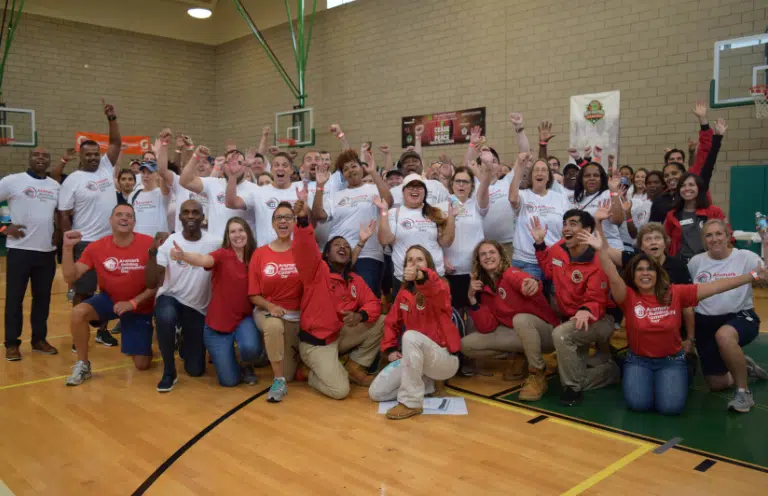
[187, 8, 212, 19]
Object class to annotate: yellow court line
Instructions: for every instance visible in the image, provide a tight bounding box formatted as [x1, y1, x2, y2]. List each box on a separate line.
[451, 389, 537, 418]
[561, 444, 654, 496]
[0, 358, 162, 391]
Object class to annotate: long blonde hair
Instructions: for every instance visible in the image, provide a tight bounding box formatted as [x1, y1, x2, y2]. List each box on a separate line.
[402, 245, 437, 309]
[471, 240, 511, 292]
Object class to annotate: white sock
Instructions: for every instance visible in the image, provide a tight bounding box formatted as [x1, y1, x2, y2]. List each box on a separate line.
[737, 387, 747, 393]
[276, 376, 285, 381]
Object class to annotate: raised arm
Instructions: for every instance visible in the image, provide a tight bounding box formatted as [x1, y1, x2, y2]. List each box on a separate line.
[509, 113, 530, 154]
[101, 99, 122, 167]
[475, 156, 493, 211]
[363, 151, 393, 206]
[697, 268, 768, 301]
[465, 125, 482, 167]
[606, 168, 626, 225]
[51, 148, 76, 183]
[593, 207, 624, 266]
[312, 165, 330, 222]
[374, 196, 395, 246]
[258, 126, 270, 156]
[353, 220, 377, 266]
[689, 100, 713, 176]
[224, 160, 247, 210]
[582, 230, 627, 304]
[179, 146, 208, 194]
[379, 145, 394, 172]
[700, 118, 725, 192]
[156, 130, 176, 185]
[508, 153, 529, 210]
[414, 124, 424, 157]
[330, 124, 350, 151]
[537, 121, 555, 159]
[293, 199, 324, 282]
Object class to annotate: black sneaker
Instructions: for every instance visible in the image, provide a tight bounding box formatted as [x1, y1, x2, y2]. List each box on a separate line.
[560, 386, 583, 406]
[95, 329, 118, 347]
[157, 373, 178, 393]
[110, 322, 122, 335]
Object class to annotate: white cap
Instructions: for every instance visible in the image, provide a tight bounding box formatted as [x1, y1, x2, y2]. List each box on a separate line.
[402, 173, 427, 189]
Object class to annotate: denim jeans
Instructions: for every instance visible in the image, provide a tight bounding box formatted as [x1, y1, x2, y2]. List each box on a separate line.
[622, 350, 688, 415]
[154, 295, 206, 377]
[511, 259, 543, 281]
[354, 257, 384, 298]
[203, 316, 262, 387]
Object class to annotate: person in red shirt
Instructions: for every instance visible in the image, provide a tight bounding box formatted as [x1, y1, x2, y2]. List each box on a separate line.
[249, 202, 303, 403]
[172, 217, 261, 387]
[532, 209, 619, 406]
[369, 245, 460, 420]
[587, 230, 768, 415]
[291, 198, 384, 401]
[62, 204, 157, 386]
[463, 240, 560, 401]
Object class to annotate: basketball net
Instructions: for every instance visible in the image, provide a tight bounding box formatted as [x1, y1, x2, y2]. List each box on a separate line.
[750, 85, 768, 119]
[277, 137, 296, 148]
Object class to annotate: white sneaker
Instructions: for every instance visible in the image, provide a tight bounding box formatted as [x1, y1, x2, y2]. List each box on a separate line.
[727, 390, 754, 413]
[66, 360, 92, 386]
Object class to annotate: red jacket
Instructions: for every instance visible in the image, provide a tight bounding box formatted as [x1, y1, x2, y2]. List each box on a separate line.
[381, 269, 461, 354]
[663, 205, 725, 257]
[293, 223, 382, 344]
[535, 240, 610, 321]
[468, 267, 560, 333]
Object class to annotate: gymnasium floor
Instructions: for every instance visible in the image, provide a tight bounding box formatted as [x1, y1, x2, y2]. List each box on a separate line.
[1, 269, 768, 495]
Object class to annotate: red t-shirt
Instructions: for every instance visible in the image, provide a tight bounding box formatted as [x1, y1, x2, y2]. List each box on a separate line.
[79, 234, 155, 314]
[206, 248, 253, 333]
[620, 284, 699, 358]
[248, 245, 302, 311]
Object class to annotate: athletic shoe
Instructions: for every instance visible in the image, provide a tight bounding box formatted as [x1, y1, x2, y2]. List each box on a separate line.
[559, 386, 583, 406]
[266, 378, 287, 403]
[66, 360, 92, 386]
[5, 345, 21, 361]
[31, 340, 58, 355]
[95, 329, 118, 347]
[386, 402, 423, 420]
[727, 390, 754, 413]
[745, 356, 768, 381]
[241, 365, 258, 385]
[519, 368, 548, 402]
[110, 322, 121, 335]
[157, 373, 178, 393]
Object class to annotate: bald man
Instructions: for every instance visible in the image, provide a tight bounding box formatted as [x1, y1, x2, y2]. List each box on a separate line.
[1, 147, 61, 361]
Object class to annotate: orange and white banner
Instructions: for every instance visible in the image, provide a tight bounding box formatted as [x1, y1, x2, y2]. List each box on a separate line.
[75, 132, 150, 155]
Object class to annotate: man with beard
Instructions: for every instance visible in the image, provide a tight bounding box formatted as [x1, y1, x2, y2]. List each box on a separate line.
[1, 147, 61, 361]
[59, 100, 122, 349]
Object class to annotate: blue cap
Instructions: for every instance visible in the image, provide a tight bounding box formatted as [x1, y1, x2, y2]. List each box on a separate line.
[139, 161, 158, 172]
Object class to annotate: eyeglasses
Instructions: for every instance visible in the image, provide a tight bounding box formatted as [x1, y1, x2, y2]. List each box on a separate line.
[273, 215, 295, 222]
[453, 179, 472, 185]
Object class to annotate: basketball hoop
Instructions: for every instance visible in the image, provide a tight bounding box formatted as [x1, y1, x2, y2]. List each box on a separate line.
[749, 85, 768, 119]
[277, 137, 297, 148]
[0, 137, 16, 146]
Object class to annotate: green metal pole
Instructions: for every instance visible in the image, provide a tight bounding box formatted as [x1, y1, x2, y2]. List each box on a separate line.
[303, 0, 317, 74]
[296, 0, 305, 108]
[283, 0, 301, 87]
[0, 0, 24, 100]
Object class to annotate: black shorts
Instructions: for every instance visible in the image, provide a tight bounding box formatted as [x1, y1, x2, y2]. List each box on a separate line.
[73, 241, 98, 296]
[694, 310, 760, 376]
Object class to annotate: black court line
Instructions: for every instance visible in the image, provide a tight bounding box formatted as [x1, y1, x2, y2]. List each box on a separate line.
[447, 385, 768, 475]
[527, 415, 548, 424]
[132, 387, 270, 495]
[695, 459, 717, 472]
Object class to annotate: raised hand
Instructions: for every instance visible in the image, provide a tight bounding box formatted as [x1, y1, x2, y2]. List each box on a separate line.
[170, 241, 185, 261]
[538, 120, 555, 143]
[361, 141, 371, 153]
[528, 216, 548, 244]
[315, 162, 330, 186]
[175, 134, 185, 149]
[63, 230, 82, 247]
[262, 126, 271, 138]
[62, 148, 77, 163]
[194, 145, 210, 163]
[363, 150, 376, 174]
[372, 195, 388, 212]
[405, 145, 415, 152]
[583, 145, 592, 158]
[692, 100, 708, 122]
[225, 139, 236, 152]
[608, 167, 621, 193]
[378, 144, 390, 154]
[596, 199, 612, 212]
[359, 219, 377, 245]
[296, 184, 309, 203]
[469, 125, 483, 146]
[329, 124, 343, 137]
[101, 98, 116, 119]
[509, 112, 524, 132]
[521, 278, 539, 297]
[576, 230, 602, 250]
[5, 224, 26, 239]
[293, 198, 307, 218]
[593, 145, 603, 162]
[714, 117, 727, 136]
[414, 124, 425, 137]
[225, 152, 245, 177]
[608, 154, 616, 167]
[245, 146, 258, 167]
[468, 272, 484, 301]
[267, 145, 280, 156]
[287, 150, 298, 161]
[517, 152, 532, 169]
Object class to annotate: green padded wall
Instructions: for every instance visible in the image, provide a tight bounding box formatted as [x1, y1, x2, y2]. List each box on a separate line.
[729, 165, 768, 255]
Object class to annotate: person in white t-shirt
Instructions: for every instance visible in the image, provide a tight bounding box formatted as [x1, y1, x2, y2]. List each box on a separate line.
[375, 174, 457, 297]
[181, 146, 258, 242]
[311, 149, 393, 296]
[302, 150, 343, 249]
[58, 100, 122, 348]
[145, 200, 221, 393]
[572, 163, 625, 250]
[509, 154, 571, 281]
[226, 152, 304, 247]
[1, 147, 61, 361]
[389, 151, 450, 207]
[129, 161, 170, 237]
[688, 219, 768, 413]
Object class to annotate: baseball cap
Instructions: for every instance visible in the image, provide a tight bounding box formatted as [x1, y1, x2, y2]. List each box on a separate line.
[396, 150, 422, 169]
[402, 173, 427, 190]
[139, 161, 158, 172]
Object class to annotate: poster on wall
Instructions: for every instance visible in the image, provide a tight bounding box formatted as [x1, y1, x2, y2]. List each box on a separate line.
[401, 107, 485, 148]
[569, 91, 620, 168]
[75, 132, 150, 155]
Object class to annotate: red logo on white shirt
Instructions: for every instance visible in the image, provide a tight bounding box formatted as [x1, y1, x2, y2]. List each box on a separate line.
[695, 272, 711, 283]
[86, 182, 99, 192]
[23, 187, 37, 198]
[266, 198, 279, 209]
[264, 262, 278, 277]
[103, 257, 119, 272]
[216, 193, 226, 204]
[400, 219, 414, 229]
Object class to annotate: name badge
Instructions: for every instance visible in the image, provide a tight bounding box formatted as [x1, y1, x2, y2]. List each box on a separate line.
[680, 218, 695, 226]
[552, 259, 563, 267]
[399, 303, 409, 312]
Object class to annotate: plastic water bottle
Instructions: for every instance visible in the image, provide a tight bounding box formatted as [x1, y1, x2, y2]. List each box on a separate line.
[756, 212, 768, 240]
[0, 201, 10, 224]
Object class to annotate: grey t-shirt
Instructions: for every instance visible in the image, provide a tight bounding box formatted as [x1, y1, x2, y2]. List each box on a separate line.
[679, 211, 704, 260]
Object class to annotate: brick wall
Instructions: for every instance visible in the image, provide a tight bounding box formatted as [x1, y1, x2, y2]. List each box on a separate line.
[0, 14, 216, 175]
[214, 0, 768, 214]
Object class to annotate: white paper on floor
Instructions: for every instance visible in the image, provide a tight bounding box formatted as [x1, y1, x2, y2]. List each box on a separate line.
[377, 397, 468, 415]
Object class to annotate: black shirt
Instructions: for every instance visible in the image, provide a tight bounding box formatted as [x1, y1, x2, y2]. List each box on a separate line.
[621, 251, 691, 285]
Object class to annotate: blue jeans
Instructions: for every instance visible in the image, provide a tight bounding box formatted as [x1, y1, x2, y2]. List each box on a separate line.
[203, 316, 262, 387]
[622, 350, 688, 415]
[511, 259, 543, 281]
[354, 258, 384, 298]
[154, 295, 206, 377]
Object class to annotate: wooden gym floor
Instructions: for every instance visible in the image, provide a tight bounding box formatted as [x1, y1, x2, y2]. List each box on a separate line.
[1, 265, 768, 495]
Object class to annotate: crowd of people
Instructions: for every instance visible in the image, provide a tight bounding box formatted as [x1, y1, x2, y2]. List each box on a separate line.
[2, 99, 767, 420]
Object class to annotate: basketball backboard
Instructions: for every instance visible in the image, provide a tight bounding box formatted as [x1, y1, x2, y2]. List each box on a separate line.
[275, 107, 314, 148]
[0, 107, 36, 146]
[711, 33, 768, 108]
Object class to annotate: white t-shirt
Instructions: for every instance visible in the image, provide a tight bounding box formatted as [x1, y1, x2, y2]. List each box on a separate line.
[244, 183, 304, 247]
[156, 232, 221, 314]
[482, 175, 517, 244]
[689, 249, 763, 316]
[513, 188, 571, 264]
[306, 180, 332, 249]
[59, 155, 116, 242]
[388, 205, 444, 280]
[170, 172, 209, 233]
[129, 187, 169, 237]
[390, 179, 450, 208]
[443, 198, 486, 275]
[200, 177, 258, 241]
[326, 183, 384, 262]
[631, 196, 652, 230]
[0, 172, 59, 252]
[574, 190, 623, 250]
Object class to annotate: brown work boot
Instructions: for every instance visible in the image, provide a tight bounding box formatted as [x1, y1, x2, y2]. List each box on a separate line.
[345, 359, 374, 387]
[5, 345, 21, 361]
[428, 380, 448, 397]
[386, 402, 423, 420]
[32, 340, 59, 355]
[503, 355, 528, 381]
[518, 368, 548, 402]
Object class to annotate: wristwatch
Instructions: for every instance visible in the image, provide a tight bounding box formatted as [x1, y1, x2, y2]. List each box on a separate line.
[107, 115, 117, 121]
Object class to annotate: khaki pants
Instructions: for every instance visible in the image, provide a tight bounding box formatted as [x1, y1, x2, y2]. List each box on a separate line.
[512, 313, 556, 370]
[553, 316, 619, 392]
[254, 310, 300, 381]
[338, 316, 385, 368]
[299, 340, 349, 400]
[369, 330, 459, 409]
[460, 326, 524, 358]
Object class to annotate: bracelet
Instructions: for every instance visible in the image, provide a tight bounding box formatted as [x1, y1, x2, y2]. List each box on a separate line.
[129, 299, 138, 310]
[337, 132, 345, 139]
[610, 192, 619, 197]
[186, 145, 195, 151]
[750, 270, 759, 281]
[626, 218, 633, 223]
[516, 127, 524, 133]
[107, 115, 117, 121]
[356, 243, 365, 249]
[0, 225, 6, 233]
[469, 143, 476, 149]
[60, 158, 68, 164]
[539, 141, 548, 146]
[316, 187, 324, 192]
[380, 211, 388, 217]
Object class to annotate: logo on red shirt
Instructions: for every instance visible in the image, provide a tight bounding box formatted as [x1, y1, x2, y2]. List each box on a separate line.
[264, 262, 278, 277]
[634, 303, 647, 319]
[416, 301, 426, 310]
[351, 285, 357, 298]
[498, 287, 507, 299]
[571, 270, 583, 283]
[103, 257, 119, 272]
